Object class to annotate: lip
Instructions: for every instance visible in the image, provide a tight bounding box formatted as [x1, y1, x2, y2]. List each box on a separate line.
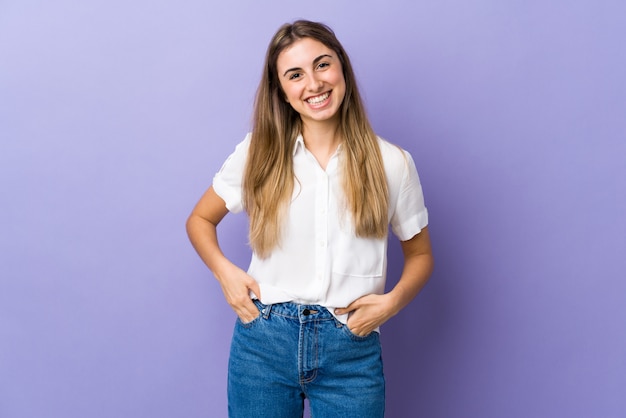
[304, 90, 332, 109]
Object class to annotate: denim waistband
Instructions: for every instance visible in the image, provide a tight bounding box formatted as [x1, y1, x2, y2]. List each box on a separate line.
[253, 300, 336, 322]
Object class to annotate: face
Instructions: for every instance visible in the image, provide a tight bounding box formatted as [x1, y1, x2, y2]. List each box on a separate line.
[276, 37, 346, 128]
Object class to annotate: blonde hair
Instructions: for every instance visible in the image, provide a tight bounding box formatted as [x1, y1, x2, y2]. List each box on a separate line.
[243, 20, 388, 258]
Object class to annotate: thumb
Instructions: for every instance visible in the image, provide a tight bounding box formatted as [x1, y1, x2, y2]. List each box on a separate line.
[334, 300, 358, 316]
[249, 280, 261, 300]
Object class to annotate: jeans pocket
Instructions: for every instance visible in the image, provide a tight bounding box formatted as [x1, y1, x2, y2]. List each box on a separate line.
[237, 300, 266, 329]
[237, 315, 260, 328]
[336, 319, 377, 342]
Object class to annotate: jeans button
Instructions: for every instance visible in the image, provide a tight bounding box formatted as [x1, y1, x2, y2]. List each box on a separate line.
[302, 309, 310, 316]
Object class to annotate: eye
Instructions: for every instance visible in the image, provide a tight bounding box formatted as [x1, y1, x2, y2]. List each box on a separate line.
[288, 72, 302, 80]
[317, 62, 330, 70]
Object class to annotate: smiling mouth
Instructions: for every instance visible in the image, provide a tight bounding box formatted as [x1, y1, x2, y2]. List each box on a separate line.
[306, 91, 331, 105]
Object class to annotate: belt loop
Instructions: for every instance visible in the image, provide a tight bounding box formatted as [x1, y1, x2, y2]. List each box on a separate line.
[262, 303, 273, 319]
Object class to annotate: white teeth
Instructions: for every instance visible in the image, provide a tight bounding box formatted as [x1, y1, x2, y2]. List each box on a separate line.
[306, 92, 329, 104]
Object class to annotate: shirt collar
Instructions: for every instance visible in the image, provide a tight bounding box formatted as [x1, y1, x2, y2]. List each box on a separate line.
[293, 134, 305, 156]
[292, 134, 344, 156]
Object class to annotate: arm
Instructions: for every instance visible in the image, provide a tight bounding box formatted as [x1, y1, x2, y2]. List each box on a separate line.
[186, 186, 261, 323]
[334, 226, 434, 336]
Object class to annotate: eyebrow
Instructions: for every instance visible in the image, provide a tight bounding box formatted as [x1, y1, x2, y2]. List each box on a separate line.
[282, 54, 334, 77]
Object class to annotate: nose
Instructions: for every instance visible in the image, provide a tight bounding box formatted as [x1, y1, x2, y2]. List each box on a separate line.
[307, 74, 324, 92]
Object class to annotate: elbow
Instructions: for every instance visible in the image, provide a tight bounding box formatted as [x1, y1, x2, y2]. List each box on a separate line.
[426, 252, 435, 278]
[185, 213, 198, 240]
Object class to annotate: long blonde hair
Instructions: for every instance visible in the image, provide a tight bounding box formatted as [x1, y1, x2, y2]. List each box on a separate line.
[243, 20, 388, 258]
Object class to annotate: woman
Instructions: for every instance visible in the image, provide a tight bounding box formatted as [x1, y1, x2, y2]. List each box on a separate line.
[187, 20, 433, 418]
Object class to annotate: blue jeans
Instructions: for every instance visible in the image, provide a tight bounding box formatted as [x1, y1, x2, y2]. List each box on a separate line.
[228, 301, 385, 418]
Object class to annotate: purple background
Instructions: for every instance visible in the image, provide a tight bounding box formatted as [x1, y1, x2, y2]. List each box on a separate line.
[1, 1, 625, 417]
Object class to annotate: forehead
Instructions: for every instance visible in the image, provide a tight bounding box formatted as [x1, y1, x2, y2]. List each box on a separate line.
[276, 38, 335, 71]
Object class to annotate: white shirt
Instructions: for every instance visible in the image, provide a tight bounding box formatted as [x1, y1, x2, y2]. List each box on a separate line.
[213, 133, 428, 323]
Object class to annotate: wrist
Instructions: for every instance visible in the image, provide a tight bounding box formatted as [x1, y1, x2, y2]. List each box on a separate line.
[211, 257, 236, 283]
[385, 287, 408, 317]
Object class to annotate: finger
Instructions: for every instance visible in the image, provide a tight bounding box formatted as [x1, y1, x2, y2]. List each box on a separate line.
[347, 321, 371, 337]
[334, 307, 352, 315]
[238, 298, 260, 323]
[249, 280, 261, 300]
[335, 300, 359, 316]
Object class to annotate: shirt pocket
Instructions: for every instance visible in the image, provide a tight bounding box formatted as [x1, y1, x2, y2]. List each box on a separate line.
[331, 232, 386, 278]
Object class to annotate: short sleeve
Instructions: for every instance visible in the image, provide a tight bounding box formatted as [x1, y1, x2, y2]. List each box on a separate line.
[389, 149, 429, 241]
[212, 134, 251, 213]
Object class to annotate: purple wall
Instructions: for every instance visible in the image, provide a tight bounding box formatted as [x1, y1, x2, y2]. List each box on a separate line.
[1, 1, 624, 417]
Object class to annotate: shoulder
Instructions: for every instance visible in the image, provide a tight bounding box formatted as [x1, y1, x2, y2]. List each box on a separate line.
[376, 136, 414, 174]
[215, 133, 253, 174]
[377, 135, 411, 158]
[236, 132, 253, 150]
[224, 133, 253, 161]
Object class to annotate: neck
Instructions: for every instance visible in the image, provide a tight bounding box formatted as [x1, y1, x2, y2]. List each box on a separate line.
[301, 119, 342, 170]
[301, 118, 341, 148]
